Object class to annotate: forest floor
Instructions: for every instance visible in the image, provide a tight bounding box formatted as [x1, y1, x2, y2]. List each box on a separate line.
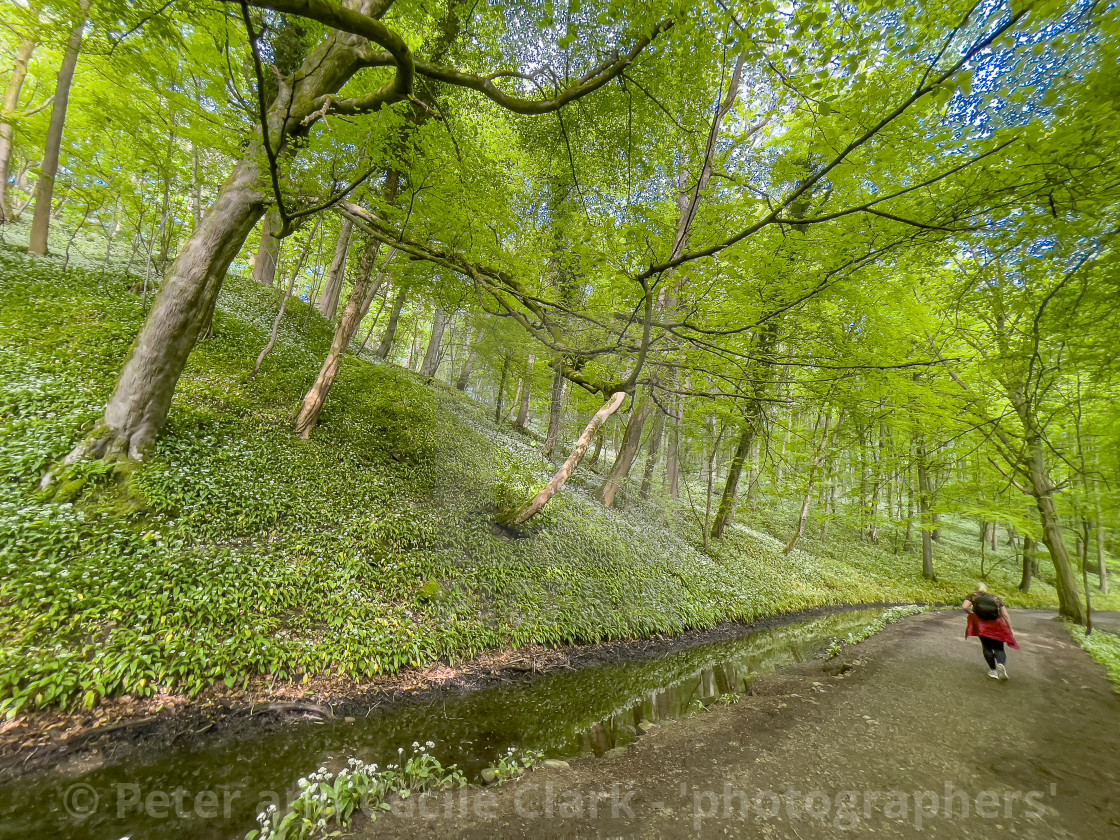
[362, 610, 1120, 839]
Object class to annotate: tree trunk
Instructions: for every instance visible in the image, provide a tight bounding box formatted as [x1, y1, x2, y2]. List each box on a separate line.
[58, 156, 266, 467]
[505, 379, 522, 421]
[598, 395, 655, 508]
[317, 217, 352, 319]
[885, 432, 896, 548]
[916, 436, 936, 580]
[1025, 437, 1084, 623]
[865, 420, 884, 543]
[196, 285, 220, 342]
[776, 415, 792, 482]
[190, 141, 203, 230]
[745, 436, 761, 510]
[857, 427, 869, 538]
[819, 460, 835, 541]
[0, 37, 37, 224]
[702, 420, 726, 552]
[1019, 536, 1034, 592]
[542, 366, 566, 458]
[155, 152, 175, 268]
[405, 320, 422, 370]
[252, 210, 282, 287]
[666, 398, 682, 499]
[28, 0, 89, 255]
[455, 339, 477, 391]
[514, 354, 534, 429]
[376, 283, 408, 360]
[1097, 493, 1109, 595]
[903, 447, 915, 553]
[711, 405, 761, 539]
[1002, 377, 1085, 622]
[293, 240, 393, 438]
[1079, 516, 1094, 634]
[587, 428, 604, 468]
[419, 307, 449, 378]
[493, 352, 511, 424]
[639, 409, 665, 499]
[505, 392, 627, 525]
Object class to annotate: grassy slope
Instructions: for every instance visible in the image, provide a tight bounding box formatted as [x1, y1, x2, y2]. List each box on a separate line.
[1068, 626, 1120, 691]
[1, 246, 1115, 716]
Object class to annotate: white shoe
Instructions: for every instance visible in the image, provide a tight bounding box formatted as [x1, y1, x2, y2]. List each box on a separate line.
[988, 669, 999, 679]
[996, 664, 1008, 681]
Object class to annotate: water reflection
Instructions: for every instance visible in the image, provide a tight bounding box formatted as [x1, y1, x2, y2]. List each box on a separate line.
[0, 609, 882, 840]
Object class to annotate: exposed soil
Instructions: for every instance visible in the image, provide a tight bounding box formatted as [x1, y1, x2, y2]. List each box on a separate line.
[0, 603, 905, 783]
[360, 610, 1120, 839]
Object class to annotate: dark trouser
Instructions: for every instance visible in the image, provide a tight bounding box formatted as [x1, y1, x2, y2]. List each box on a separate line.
[980, 637, 1006, 668]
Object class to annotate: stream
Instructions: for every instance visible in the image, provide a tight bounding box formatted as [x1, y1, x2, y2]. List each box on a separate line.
[0, 607, 891, 839]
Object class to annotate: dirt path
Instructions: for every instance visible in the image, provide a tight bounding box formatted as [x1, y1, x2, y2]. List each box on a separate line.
[361, 610, 1120, 839]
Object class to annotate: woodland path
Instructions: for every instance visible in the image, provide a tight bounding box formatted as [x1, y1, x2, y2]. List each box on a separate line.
[363, 610, 1120, 839]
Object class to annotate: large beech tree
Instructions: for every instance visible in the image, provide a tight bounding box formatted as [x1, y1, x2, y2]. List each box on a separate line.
[54, 0, 672, 466]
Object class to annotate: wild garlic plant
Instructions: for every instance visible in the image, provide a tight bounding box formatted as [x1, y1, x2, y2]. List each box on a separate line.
[489, 746, 544, 785]
[248, 742, 466, 840]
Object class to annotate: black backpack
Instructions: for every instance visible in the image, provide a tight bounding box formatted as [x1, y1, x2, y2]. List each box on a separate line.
[972, 593, 1000, 620]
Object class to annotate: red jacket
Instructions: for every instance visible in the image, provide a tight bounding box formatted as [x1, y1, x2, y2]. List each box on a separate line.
[966, 612, 1019, 649]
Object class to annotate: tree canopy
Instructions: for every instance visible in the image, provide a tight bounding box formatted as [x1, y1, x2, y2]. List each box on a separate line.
[2, 0, 1118, 624]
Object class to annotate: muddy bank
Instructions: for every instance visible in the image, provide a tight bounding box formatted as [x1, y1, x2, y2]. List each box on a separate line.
[0, 603, 910, 783]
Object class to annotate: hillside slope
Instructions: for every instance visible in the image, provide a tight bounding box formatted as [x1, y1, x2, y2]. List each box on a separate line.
[0, 246, 1110, 716]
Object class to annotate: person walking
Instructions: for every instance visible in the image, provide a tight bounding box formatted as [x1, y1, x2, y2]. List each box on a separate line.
[962, 584, 1019, 680]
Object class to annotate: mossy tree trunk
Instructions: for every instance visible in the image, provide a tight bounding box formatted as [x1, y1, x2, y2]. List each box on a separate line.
[252, 211, 282, 286]
[61, 21, 389, 468]
[1004, 382, 1085, 623]
[1097, 494, 1109, 595]
[639, 409, 664, 499]
[61, 155, 268, 466]
[1019, 536, 1035, 592]
[710, 420, 753, 540]
[666, 398, 682, 499]
[542, 367, 566, 458]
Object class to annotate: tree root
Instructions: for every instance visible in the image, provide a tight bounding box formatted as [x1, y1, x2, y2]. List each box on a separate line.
[39, 423, 137, 492]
